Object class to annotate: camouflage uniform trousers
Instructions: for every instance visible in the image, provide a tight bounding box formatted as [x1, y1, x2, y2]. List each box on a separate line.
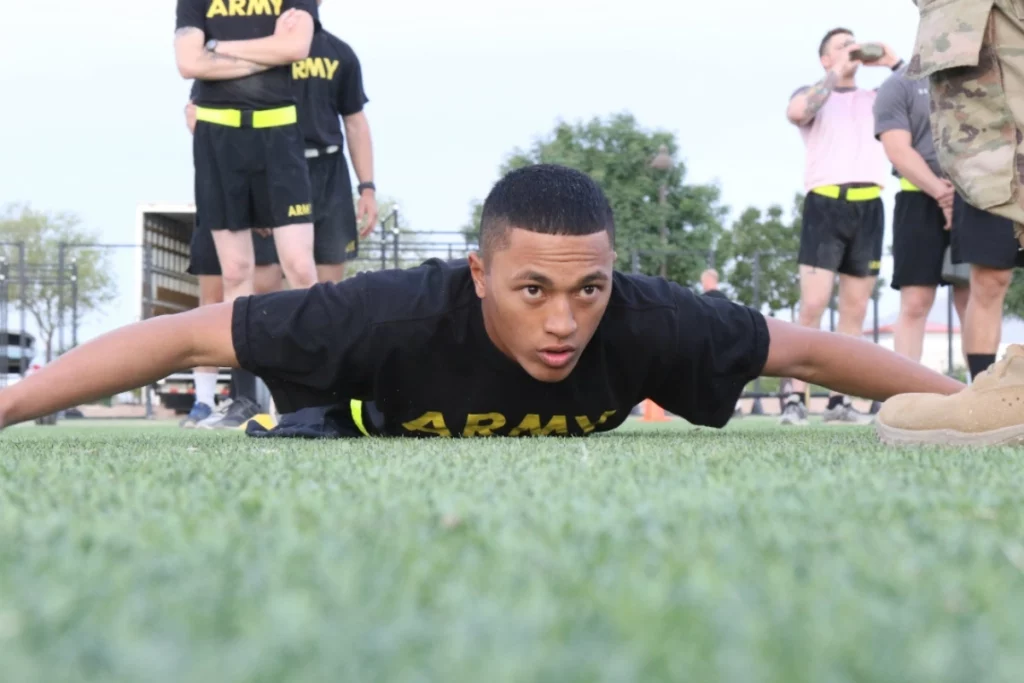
[907, 0, 1024, 245]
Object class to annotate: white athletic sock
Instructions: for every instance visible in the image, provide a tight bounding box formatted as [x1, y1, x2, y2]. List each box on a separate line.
[194, 371, 217, 407]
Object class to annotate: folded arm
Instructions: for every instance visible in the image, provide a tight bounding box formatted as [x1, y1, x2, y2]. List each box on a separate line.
[762, 317, 965, 399]
[213, 9, 314, 65]
[0, 304, 239, 429]
[174, 26, 272, 80]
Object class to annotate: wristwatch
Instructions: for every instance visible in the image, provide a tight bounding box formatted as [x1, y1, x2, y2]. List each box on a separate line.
[205, 39, 218, 53]
[357, 181, 376, 194]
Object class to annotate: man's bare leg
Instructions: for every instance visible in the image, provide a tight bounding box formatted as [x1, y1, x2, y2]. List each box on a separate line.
[894, 285, 936, 362]
[780, 265, 835, 424]
[197, 230, 265, 430]
[211, 229, 257, 301]
[819, 272, 876, 423]
[316, 263, 345, 284]
[963, 265, 1012, 380]
[181, 274, 225, 427]
[273, 223, 317, 289]
[254, 264, 284, 294]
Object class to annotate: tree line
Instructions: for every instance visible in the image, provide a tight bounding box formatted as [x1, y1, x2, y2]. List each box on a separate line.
[4, 110, 1024, 363]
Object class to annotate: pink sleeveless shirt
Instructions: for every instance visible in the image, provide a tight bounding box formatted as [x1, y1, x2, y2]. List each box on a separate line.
[797, 87, 889, 191]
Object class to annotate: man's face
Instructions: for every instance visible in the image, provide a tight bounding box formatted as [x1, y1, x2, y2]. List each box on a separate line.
[470, 227, 616, 383]
[821, 32, 855, 72]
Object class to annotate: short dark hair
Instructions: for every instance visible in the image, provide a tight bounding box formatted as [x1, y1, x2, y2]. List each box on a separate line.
[819, 27, 852, 56]
[478, 164, 615, 257]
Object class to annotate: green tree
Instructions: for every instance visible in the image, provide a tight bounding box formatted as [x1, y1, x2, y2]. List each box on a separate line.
[720, 193, 803, 315]
[463, 112, 729, 284]
[1005, 272, 1024, 321]
[0, 203, 116, 362]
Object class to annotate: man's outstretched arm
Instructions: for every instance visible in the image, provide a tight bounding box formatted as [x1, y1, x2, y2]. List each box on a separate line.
[762, 317, 965, 399]
[0, 304, 237, 429]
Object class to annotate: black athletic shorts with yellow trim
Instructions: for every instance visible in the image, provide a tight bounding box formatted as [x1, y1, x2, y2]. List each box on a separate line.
[798, 185, 884, 277]
[890, 187, 951, 289]
[192, 104, 314, 232]
[308, 150, 360, 264]
[950, 193, 1024, 271]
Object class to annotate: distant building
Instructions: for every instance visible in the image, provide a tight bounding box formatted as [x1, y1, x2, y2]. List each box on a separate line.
[861, 287, 1024, 374]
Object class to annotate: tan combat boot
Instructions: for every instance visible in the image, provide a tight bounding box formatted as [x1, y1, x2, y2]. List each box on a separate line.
[875, 345, 1024, 446]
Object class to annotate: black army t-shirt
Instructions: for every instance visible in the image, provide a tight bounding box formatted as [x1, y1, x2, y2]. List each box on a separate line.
[292, 30, 369, 149]
[232, 259, 771, 437]
[176, 0, 320, 109]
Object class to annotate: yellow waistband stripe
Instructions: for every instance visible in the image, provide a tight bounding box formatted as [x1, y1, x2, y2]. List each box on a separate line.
[811, 184, 882, 201]
[194, 105, 297, 128]
[899, 177, 921, 192]
[350, 399, 369, 437]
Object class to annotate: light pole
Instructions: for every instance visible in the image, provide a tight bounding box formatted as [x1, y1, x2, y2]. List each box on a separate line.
[650, 144, 672, 278]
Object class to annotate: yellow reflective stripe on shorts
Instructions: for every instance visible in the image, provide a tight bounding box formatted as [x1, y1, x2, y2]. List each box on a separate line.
[350, 399, 369, 437]
[811, 185, 882, 201]
[899, 177, 922, 191]
[194, 105, 297, 128]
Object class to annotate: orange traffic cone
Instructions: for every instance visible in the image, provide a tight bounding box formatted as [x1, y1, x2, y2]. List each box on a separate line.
[642, 399, 669, 422]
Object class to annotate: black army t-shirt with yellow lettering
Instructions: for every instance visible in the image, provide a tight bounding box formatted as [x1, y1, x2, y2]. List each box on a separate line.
[231, 259, 771, 438]
[176, 0, 320, 110]
[291, 29, 369, 150]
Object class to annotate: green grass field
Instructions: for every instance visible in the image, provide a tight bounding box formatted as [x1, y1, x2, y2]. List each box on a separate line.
[2, 416, 1024, 682]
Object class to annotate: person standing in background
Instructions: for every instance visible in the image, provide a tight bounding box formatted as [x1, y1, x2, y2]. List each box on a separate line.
[872, 61, 968, 366]
[179, 89, 286, 429]
[293, 0, 378, 284]
[781, 27, 903, 426]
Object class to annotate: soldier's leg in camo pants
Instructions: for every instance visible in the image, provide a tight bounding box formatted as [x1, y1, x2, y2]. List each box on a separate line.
[875, 0, 1024, 445]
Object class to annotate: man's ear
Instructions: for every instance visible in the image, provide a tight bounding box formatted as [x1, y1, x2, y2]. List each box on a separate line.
[468, 251, 487, 298]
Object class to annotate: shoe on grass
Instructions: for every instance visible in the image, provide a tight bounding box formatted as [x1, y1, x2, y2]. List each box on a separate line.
[779, 394, 808, 426]
[823, 398, 873, 425]
[875, 344, 1024, 446]
[195, 398, 233, 429]
[198, 397, 261, 430]
[179, 401, 213, 428]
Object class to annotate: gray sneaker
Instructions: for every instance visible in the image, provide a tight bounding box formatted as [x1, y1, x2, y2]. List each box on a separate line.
[779, 394, 808, 426]
[822, 398, 873, 425]
[195, 398, 233, 429]
[198, 397, 261, 431]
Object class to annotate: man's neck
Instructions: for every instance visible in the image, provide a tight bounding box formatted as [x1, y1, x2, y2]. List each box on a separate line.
[836, 76, 856, 89]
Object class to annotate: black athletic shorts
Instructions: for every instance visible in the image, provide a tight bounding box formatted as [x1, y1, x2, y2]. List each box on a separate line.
[193, 113, 313, 232]
[890, 190, 951, 289]
[308, 151, 360, 264]
[798, 190, 884, 277]
[950, 193, 1024, 270]
[186, 214, 279, 277]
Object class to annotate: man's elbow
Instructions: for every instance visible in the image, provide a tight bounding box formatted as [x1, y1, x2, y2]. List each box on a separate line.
[785, 103, 808, 126]
[177, 54, 200, 79]
[283, 15, 314, 62]
[880, 137, 912, 165]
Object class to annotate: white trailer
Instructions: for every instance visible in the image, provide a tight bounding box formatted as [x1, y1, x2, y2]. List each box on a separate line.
[134, 202, 231, 415]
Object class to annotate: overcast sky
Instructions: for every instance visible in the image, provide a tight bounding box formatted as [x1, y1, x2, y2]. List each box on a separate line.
[2, 0, 974, 344]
